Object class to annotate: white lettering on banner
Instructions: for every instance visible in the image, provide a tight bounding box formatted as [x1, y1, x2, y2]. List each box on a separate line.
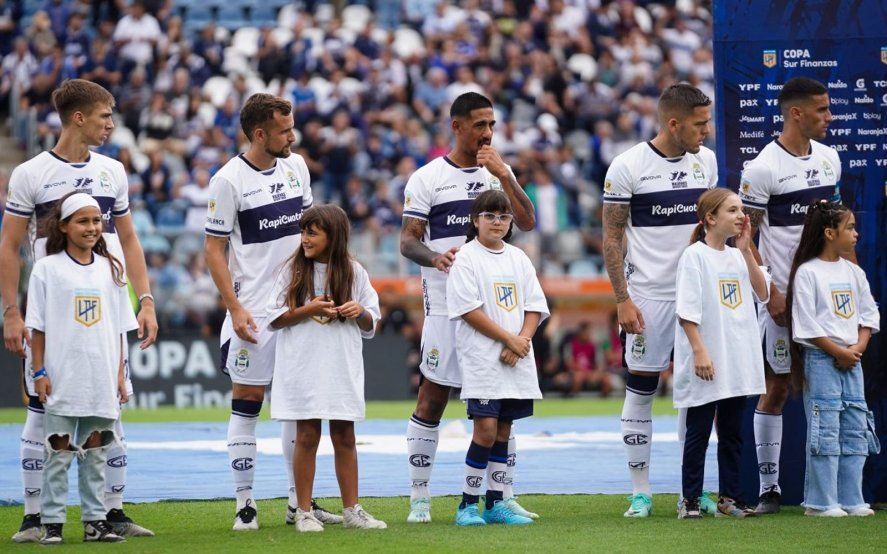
[129, 341, 216, 379]
[174, 384, 231, 408]
[259, 212, 301, 230]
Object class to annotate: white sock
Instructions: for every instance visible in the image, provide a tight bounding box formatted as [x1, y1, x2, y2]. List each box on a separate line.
[754, 411, 783, 495]
[20, 408, 44, 515]
[622, 387, 655, 496]
[104, 418, 126, 511]
[228, 412, 259, 510]
[503, 433, 516, 499]
[407, 415, 439, 501]
[281, 420, 297, 507]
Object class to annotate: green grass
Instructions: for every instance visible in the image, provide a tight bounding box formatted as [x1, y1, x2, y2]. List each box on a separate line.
[0, 397, 677, 425]
[4, 495, 883, 552]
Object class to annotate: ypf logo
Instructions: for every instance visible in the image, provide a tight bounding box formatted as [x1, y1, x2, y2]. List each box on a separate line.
[624, 434, 649, 445]
[231, 457, 254, 471]
[466, 476, 483, 488]
[410, 454, 431, 468]
[759, 462, 778, 475]
[494, 282, 518, 312]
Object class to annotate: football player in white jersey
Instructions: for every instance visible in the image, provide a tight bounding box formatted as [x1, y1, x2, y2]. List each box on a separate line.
[402, 92, 536, 523]
[602, 83, 718, 518]
[739, 77, 844, 514]
[203, 94, 340, 531]
[0, 79, 158, 541]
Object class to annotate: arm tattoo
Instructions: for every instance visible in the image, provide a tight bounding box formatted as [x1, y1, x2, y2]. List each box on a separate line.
[400, 216, 437, 267]
[502, 173, 537, 232]
[745, 207, 765, 236]
[602, 203, 630, 303]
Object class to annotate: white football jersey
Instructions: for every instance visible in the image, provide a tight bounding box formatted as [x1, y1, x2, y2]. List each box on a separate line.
[5, 150, 129, 261]
[739, 139, 841, 293]
[602, 142, 718, 300]
[205, 153, 313, 315]
[402, 156, 511, 316]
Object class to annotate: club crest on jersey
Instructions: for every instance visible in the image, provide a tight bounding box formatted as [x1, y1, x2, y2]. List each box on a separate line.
[763, 49, 777, 68]
[488, 176, 502, 191]
[831, 287, 854, 319]
[604, 179, 613, 192]
[692, 163, 705, 183]
[74, 291, 102, 327]
[630, 335, 646, 361]
[426, 348, 440, 371]
[718, 278, 742, 309]
[494, 282, 518, 312]
[405, 192, 412, 207]
[269, 183, 286, 201]
[286, 171, 301, 192]
[821, 160, 835, 178]
[208, 199, 217, 214]
[234, 348, 250, 372]
[98, 171, 112, 192]
[773, 338, 789, 366]
[669, 170, 688, 189]
[741, 180, 751, 194]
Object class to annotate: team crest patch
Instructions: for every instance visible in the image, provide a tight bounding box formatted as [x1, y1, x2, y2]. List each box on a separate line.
[831, 287, 854, 319]
[821, 160, 835, 178]
[773, 338, 789, 366]
[98, 171, 112, 192]
[426, 348, 440, 371]
[312, 314, 332, 325]
[692, 163, 705, 183]
[630, 335, 646, 361]
[718, 278, 742, 309]
[763, 49, 777, 68]
[74, 292, 102, 327]
[286, 171, 301, 192]
[488, 176, 502, 191]
[494, 282, 518, 312]
[234, 348, 250, 372]
[208, 199, 217, 214]
[741, 180, 751, 194]
[604, 179, 612, 192]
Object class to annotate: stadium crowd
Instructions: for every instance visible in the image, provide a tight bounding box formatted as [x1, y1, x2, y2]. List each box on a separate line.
[0, 0, 716, 332]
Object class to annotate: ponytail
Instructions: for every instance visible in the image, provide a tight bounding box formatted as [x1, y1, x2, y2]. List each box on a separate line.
[689, 222, 705, 243]
[689, 188, 734, 245]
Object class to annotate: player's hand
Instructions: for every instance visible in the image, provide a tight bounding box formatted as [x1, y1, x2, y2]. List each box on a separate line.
[503, 334, 531, 358]
[617, 298, 645, 335]
[231, 305, 259, 344]
[734, 215, 752, 253]
[833, 347, 862, 370]
[136, 301, 158, 350]
[307, 296, 338, 319]
[118, 375, 129, 404]
[847, 342, 866, 355]
[35, 375, 51, 404]
[476, 144, 507, 179]
[336, 300, 364, 319]
[3, 309, 30, 357]
[693, 350, 715, 381]
[431, 246, 459, 273]
[500, 346, 520, 367]
[767, 289, 787, 326]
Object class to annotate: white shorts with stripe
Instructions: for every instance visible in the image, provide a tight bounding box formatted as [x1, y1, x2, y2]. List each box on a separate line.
[418, 315, 461, 388]
[220, 315, 277, 386]
[624, 297, 676, 373]
[758, 307, 791, 375]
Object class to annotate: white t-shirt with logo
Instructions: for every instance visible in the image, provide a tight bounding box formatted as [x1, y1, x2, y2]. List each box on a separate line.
[205, 153, 313, 315]
[673, 241, 768, 408]
[24, 252, 138, 419]
[792, 257, 879, 349]
[446, 239, 549, 400]
[5, 150, 129, 261]
[603, 142, 718, 301]
[402, 156, 513, 317]
[739, 139, 841, 293]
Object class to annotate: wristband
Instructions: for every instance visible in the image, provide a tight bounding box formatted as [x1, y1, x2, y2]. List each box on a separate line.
[138, 293, 155, 305]
[33, 368, 47, 379]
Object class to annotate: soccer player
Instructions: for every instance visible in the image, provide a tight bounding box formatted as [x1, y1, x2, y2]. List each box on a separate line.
[204, 93, 339, 531]
[0, 79, 158, 541]
[738, 77, 842, 514]
[402, 92, 536, 523]
[602, 83, 718, 518]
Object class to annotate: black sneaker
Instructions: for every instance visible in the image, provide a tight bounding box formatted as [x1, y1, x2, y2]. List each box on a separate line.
[107, 508, 155, 537]
[83, 520, 125, 542]
[678, 498, 702, 519]
[11, 513, 41, 543]
[39, 523, 63, 545]
[755, 489, 781, 514]
[233, 499, 259, 531]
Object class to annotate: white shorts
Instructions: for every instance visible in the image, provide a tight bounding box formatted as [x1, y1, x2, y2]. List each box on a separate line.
[418, 315, 461, 388]
[758, 307, 791, 375]
[624, 297, 675, 372]
[23, 340, 134, 399]
[220, 315, 277, 386]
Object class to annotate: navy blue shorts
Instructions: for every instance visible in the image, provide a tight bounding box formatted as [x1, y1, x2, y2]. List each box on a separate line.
[466, 399, 534, 422]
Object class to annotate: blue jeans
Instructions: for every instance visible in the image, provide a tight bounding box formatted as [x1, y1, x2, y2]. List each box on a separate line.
[802, 348, 880, 510]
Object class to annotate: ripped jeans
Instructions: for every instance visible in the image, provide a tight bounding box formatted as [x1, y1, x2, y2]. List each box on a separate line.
[803, 348, 881, 511]
[42, 413, 116, 524]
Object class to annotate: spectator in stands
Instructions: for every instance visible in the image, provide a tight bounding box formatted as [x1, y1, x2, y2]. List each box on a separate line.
[112, 0, 161, 76]
[1, 37, 37, 112]
[179, 167, 211, 233]
[563, 321, 611, 397]
[319, 109, 359, 204]
[0, 0, 21, 57]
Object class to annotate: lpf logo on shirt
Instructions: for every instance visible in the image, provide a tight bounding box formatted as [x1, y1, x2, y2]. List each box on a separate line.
[718, 274, 742, 309]
[493, 282, 518, 312]
[73, 289, 102, 327]
[830, 285, 854, 319]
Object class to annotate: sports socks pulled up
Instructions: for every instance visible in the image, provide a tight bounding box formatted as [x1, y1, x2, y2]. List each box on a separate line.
[228, 399, 261, 510]
[622, 373, 658, 496]
[754, 411, 783, 495]
[407, 414, 439, 501]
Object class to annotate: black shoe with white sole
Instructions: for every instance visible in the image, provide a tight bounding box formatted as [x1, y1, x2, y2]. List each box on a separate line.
[83, 520, 125, 542]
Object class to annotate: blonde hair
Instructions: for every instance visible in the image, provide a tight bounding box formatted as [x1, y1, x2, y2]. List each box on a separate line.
[689, 188, 737, 243]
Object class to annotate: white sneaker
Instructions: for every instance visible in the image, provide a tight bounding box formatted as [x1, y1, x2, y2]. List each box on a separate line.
[501, 497, 539, 519]
[845, 506, 875, 517]
[233, 499, 259, 530]
[407, 497, 431, 523]
[804, 507, 848, 517]
[295, 508, 324, 533]
[312, 500, 344, 524]
[343, 504, 387, 529]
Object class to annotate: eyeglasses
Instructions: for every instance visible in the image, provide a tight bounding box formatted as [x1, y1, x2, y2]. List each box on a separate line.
[478, 212, 514, 224]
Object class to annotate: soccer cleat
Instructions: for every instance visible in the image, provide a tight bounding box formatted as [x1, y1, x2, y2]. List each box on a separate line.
[294, 508, 324, 532]
[844, 506, 875, 517]
[233, 499, 259, 531]
[699, 491, 718, 515]
[40, 523, 64, 545]
[343, 504, 387, 529]
[804, 507, 848, 517]
[716, 497, 756, 518]
[455, 503, 486, 526]
[678, 498, 702, 519]
[83, 520, 125, 542]
[482, 500, 533, 525]
[11, 513, 42, 543]
[754, 489, 782, 514]
[623, 493, 652, 518]
[501, 497, 539, 519]
[407, 497, 432, 523]
[106, 508, 155, 537]
[312, 500, 344, 524]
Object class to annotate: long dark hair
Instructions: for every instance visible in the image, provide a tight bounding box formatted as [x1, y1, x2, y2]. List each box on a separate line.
[282, 205, 354, 319]
[43, 191, 126, 286]
[689, 188, 736, 244]
[465, 190, 514, 243]
[785, 199, 852, 391]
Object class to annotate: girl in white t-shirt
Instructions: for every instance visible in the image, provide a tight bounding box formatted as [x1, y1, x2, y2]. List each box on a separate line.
[786, 200, 880, 517]
[25, 192, 137, 544]
[266, 205, 385, 532]
[674, 188, 768, 519]
[446, 190, 549, 526]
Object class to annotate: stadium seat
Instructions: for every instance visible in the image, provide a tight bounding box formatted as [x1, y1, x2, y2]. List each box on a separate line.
[308, 76, 333, 101]
[197, 103, 217, 128]
[202, 76, 234, 107]
[633, 6, 653, 33]
[314, 3, 335, 25]
[567, 53, 598, 82]
[336, 26, 357, 45]
[271, 27, 294, 47]
[231, 27, 261, 58]
[342, 4, 373, 33]
[556, 230, 585, 265]
[221, 47, 250, 75]
[277, 3, 299, 28]
[110, 125, 137, 150]
[392, 27, 425, 58]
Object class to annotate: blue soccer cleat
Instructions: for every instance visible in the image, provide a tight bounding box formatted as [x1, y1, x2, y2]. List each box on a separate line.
[455, 503, 486, 526]
[483, 501, 534, 525]
[624, 493, 652, 518]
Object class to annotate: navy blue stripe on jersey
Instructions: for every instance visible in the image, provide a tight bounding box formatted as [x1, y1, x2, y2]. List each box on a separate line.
[48, 150, 91, 165]
[768, 185, 837, 227]
[775, 139, 811, 158]
[112, 207, 130, 216]
[403, 209, 428, 220]
[742, 198, 767, 209]
[238, 154, 277, 175]
[205, 227, 231, 236]
[443, 156, 479, 173]
[3, 205, 32, 217]
[602, 194, 630, 204]
[33, 196, 118, 238]
[646, 142, 684, 162]
[427, 199, 472, 240]
[629, 188, 705, 227]
[239, 196, 304, 245]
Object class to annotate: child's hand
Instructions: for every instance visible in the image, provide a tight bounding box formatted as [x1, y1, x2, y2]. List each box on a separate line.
[833, 347, 862, 370]
[693, 351, 715, 381]
[503, 334, 531, 358]
[35, 376, 52, 404]
[118, 375, 129, 405]
[734, 215, 752, 252]
[500, 346, 520, 367]
[307, 296, 337, 318]
[336, 300, 364, 319]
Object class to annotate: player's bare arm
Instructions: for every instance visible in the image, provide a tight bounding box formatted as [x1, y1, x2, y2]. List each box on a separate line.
[0, 214, 31, 356]
[603, 203, 644, 334]
[477, 145, 536, 231]
[400, 216, 458, 272]
[205, 234, 258, 343]
[115, 213, 158, 349]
